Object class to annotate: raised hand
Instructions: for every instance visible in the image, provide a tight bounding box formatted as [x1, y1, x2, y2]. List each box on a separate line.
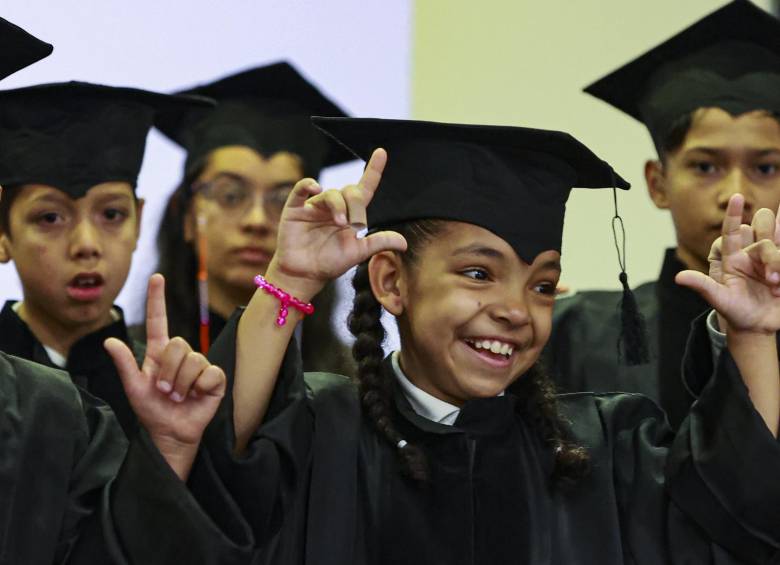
[104, 274, 226, 480]
[267, 148, 407, 300]
[676, 194, 780, 334]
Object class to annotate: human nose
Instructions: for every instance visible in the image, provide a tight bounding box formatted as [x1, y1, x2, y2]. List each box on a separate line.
[487, 292, 531, 327]
[69, 219, 101, 260]
[239, 192, 273, 231]
[718, 169, 754, 216]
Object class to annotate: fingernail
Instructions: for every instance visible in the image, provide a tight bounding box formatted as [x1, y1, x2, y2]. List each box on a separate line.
[157, 380, 172, 393]
[772, 272, 780, 283]
[338, 214, 347, 224]
[170, 391, 184, 403]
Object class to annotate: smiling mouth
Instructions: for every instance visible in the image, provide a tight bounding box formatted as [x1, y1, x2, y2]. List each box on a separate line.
[463, 337, 515, 359]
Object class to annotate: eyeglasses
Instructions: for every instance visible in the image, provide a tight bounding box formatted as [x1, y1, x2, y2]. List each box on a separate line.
[192, 174, 294, 222]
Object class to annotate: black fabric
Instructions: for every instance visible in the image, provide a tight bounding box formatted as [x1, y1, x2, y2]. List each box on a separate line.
[0, 352, 125, 564]
[584, 0, 780, 151]
[193, 311, 780, 564]
[0, 81, 213, 198]
[0, 300, 144, 435]
[0, 17, 52, 81]
[546, 249, 709, 429]
[155, 61, 353, 177]
[0, 351, 253, 564]
[312, 116, 629, 264]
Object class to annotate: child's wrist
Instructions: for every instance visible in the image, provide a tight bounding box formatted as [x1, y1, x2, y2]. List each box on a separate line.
[148, 433, 199, 481]
[263, 263, 324, 304]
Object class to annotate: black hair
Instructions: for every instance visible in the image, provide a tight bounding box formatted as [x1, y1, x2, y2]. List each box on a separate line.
[0, 184, 22, 237]
[348, 219, 590, 485]
[155, 158, 355, 375]
[658, 109, 780, 160]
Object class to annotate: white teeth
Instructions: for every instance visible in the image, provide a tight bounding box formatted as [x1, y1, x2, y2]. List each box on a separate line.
[467, 338, 514, 357]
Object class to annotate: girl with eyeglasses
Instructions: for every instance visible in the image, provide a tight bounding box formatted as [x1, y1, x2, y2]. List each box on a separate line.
[147, 62, 356, 377]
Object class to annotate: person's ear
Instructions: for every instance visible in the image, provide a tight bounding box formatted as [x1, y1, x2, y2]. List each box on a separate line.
[0, 230, 11, 264]
[645, 158, 670, 209]
[368, 251, 405, 316]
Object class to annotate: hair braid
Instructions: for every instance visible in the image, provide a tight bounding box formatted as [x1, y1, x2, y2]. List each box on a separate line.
[510, 363, 590, 487]
[349, 261, 428, 481]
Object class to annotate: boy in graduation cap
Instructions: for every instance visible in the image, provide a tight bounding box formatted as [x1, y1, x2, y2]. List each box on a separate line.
[0, 81, 214, 434]
[148, 61, 356, 375]
[0, 18, 253, 565]
[548, 0, 780, 428]
[192, 115, 780, 563]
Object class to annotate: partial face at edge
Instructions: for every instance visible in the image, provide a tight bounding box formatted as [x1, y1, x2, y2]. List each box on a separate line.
[187, 146, 305, 305]
[647, 108, 780, 272]
[0, 182, 141, 329]
[375, 221, 560, 406]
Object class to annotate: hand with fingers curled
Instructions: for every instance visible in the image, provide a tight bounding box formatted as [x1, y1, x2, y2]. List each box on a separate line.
[677, 194, 780, 335]
[264, 148, 407, 302]
[677, 193, 780, 436]
[104, 274, 226, 481]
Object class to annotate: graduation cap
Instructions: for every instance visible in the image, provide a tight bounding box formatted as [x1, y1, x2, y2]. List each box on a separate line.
[0, 17, 52, 81]
[585, 0, 780, 152]
[156, 61, 354, 177]
[0, 81, 214, 198]
[312, 116, 629, 263]
[313, 116, 648, 365]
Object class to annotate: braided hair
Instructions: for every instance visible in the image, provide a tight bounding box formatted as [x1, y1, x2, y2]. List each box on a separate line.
[348, 219, 589, 486]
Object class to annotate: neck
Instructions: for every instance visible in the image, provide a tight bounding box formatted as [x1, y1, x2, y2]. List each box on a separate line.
[674, 245, 707, 274]
[17, 301, 114, 359]
[207, 278, 255, 320]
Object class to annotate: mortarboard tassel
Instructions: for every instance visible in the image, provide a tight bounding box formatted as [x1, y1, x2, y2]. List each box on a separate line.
[611, 182, 649, 365]
[196, 214, 210, 355]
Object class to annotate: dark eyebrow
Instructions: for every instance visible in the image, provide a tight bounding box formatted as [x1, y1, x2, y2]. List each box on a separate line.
[451, 244, 506, 259]
[29, 192, 71, 206]
[209, 172, 297, 191]
[536, 259, 562, 272]
[683, 147, 723, 157]
[750, 148, 780, 158]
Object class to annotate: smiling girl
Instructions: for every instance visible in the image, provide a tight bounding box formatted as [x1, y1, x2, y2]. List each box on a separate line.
[200, 117, 780, 564]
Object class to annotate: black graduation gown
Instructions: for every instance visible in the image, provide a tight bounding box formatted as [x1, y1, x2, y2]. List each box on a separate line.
[0, 351, 254, 564]
[0, 300, 144, 435]
[196, 311, 780, 564]
[546, 248, 709, 428]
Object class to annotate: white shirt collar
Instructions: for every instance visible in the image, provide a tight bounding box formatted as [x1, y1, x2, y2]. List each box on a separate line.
[391, 351, 461, 425]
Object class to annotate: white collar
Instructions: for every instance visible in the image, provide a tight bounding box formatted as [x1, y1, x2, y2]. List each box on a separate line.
[391, 351, 461, 426]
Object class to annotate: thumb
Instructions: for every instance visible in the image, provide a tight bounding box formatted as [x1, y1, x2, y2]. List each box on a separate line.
[675, 270, 722, 307]
[104, 338, 144, 397]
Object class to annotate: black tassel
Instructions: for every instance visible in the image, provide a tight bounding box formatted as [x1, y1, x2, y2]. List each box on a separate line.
[611, 183, 650, 366]
[617, 271, 649, 365]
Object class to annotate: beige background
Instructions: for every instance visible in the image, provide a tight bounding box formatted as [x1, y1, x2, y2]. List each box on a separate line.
[411, 0, 773, 292]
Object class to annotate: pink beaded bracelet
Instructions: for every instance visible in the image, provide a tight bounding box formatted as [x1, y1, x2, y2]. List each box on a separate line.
[254, 274, 315, 326]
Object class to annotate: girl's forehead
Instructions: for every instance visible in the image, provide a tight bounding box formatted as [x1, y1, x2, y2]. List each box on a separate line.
[424, 221, 561, 265]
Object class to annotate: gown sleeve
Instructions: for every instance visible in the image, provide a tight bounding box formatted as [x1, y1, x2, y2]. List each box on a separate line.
[585, 312, 780, 564]
[192, 309, 315, 549]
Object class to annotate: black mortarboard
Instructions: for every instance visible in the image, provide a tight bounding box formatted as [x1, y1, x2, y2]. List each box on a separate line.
[585, 0, 780, 152]
[156, 61, 354, 177]
[0, 17, 52, 81]
[0, 81, 213, 198]
[312, 116, 629, 264]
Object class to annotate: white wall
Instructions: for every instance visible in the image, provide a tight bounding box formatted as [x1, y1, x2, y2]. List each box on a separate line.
[412, 0, 774, 292]
[0, 1, 412, 331]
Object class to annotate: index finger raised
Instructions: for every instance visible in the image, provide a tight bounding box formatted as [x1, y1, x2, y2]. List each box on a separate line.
[356, 148, 387, 198]
[146, 273, 170, 347]
[721, 193, 746, 258]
